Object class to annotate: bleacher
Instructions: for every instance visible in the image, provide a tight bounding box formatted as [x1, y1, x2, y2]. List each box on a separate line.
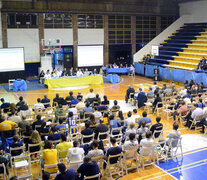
[149, 23, 207, 71]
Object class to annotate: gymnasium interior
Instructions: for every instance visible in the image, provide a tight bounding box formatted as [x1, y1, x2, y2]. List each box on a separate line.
[0, 0, 207, 179]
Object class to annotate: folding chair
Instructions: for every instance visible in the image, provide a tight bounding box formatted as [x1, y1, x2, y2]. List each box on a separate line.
[139, 146, 155, 170]
[155, 141, 168, 165]
[110, 127, 122, 146]
[10, 145, 25, 169]
[81, 134, 94, 145]
[18, 174, 33, 180]
[178, 109, 189, 126]
[106, 153, 124, 180]
[152, 128, 164, 141]
[69, 125, 81, 141]
[189, 114, 203, 131]
[154, 102, 164, 117]
[13, 155, 31, 176]
[123, 149, 139, 174]
[58, 149, 70, 168]
[97, 131, 110, 148]
[91, 155, 104, 173]
[28, 142, 42, 164]
[164, 137, 183, 159]
[163, 105, 175, 121]
[43, 164, 58, 176]
[84, 173, 101, 180]
[0, 163, 8, 180]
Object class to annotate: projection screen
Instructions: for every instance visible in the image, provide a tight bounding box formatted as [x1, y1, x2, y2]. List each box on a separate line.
[0, 48, 25, 72]
[77, 45, 104, 67]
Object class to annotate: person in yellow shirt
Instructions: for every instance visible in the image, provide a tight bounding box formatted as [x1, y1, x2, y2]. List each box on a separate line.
[56, 134, 72, 158]
[0, 116, 16, 131]
[42, 141, 58, 173]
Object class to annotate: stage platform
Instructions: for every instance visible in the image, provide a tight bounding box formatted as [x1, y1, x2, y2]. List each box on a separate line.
[44, 75, 103, 89]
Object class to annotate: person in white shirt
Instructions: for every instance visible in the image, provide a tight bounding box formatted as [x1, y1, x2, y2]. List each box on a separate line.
[56, 68, 62, 77]
[131, 109, 140, 123]
[8, 110, 21, 124]
[67, 140, 84, 171]
[140, 131, 154, 156]
[33, 98, 45, 110]
[151, 82, 158, 92]
[124, 111, 135, 129]
[186, 104, 203, 128]
[44, 70, 51, 79]
[86, 88, 96, 99]
[180, 87, 187, 98]
[123, 133, 138, 151]
[77, 69, 83, 76]
[93, 107, 102, 121]
[52, 69, 59, 78]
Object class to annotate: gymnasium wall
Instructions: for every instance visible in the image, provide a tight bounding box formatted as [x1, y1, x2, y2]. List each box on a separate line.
[179, 1, 207, 23]
[0, 12, 2, 48]
[44, 29, 73, 45]
[78, 29, 104, 45]
[7, 29, 40, 62]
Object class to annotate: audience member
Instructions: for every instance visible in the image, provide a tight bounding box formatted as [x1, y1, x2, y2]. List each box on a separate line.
[125, 85, 135, 103]
[18, 115, 30, 132]
[94, 119, 108, 140]
[68, 140, 84, 170]
[41, 94, 50, 108]
[109, 115, 121, 134]
[0, 115, 16, 131]
[55, 163, 76, 180]
[42, 141, 58, 173]
[150, 117, 163, 138]
[56, 134, 72, 159]
[81, 121, 93, 143]
[138, 111, 152, 127]
[123, 133, 138, 151]
[32, 115, 44, 130]
[0, 98, 10, 113]
[33, 98, 45, 110]
[87, 140, 104, 158]
[8, 110, 21, 124]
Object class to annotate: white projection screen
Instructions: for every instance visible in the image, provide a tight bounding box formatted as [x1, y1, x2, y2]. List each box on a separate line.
[77, 45, 104, 67]
[0, 48, 25, 72]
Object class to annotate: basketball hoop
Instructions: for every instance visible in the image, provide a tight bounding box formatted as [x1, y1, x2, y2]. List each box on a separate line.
[41, 39, 61, 54]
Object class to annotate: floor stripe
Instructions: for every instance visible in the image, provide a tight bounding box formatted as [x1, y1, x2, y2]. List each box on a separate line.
[151, 165, 178, 180]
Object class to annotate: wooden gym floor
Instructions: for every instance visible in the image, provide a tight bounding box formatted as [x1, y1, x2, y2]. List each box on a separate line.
[6, 75, 203, 179]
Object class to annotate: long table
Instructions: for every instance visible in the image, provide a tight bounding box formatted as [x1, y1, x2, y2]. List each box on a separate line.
[105, 68, 129, 74]
[44, 75, 103, 89]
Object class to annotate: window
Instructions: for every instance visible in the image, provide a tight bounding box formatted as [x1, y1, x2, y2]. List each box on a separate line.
[44, 13, 72, 28]
[161, 16, 177, 31]
[7, 13, 38, 28]
[108, 15, 132, 45]
[78, 14, 103, 28]
[136, 16, 156, 44]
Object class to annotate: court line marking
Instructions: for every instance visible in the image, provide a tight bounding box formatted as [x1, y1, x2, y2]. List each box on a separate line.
[152, 164, 177, 180]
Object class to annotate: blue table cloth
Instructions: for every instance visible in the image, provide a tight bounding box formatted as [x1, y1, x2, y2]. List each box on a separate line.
[13, 80, 27, 92]
[106, 74, 120, 83]
[106, 68, 128, 74]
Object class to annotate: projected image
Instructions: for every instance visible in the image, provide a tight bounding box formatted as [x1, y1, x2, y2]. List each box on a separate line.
[77, 45, 104, 67]
[0, 48, 25, 72]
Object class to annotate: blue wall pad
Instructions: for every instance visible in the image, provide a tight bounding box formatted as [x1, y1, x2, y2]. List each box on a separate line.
[145, 64, 156, 77]
[171, 69, 185, 82]
[134, 63, 144, 75]
[159, 67, 172, 81]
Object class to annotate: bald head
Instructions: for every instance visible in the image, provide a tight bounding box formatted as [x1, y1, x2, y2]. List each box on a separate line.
[22, 115, 26, 120]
